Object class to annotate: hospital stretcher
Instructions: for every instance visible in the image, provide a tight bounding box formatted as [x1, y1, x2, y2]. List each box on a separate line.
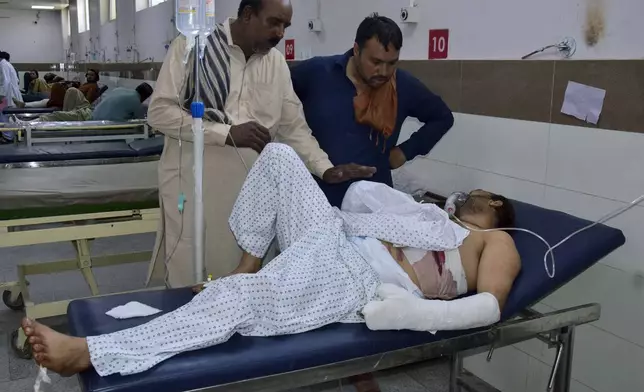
[0, 135, 164, 165]
[2, 107, 58, 115]
[0, 120, 151, 146]
[67, 199, 625, 392]
[0, 159, 161, 358]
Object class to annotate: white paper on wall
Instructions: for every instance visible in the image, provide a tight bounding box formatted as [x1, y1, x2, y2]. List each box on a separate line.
[560, 81, 607, 125]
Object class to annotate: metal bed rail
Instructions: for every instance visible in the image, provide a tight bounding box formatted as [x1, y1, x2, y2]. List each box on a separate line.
[181, 304, 598, 392]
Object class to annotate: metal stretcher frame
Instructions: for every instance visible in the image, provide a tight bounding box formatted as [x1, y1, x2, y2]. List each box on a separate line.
[0, 207, 162, 358]
[0, 159, 162, 357]
[0, 120, 150, 146]
[68, 191, 620, 392]
[181, 304, 596, 392]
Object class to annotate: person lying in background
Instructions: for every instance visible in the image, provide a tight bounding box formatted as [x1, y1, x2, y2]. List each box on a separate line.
[43, 73, 56, 84]
[21, 143, 520, 378]
[36, 83, 153, 122]
[12, 82, 69, 111]
[78, 69, 100, 104]
[291, 14, 455, 208]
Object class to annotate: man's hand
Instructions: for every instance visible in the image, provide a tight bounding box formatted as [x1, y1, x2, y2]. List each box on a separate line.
[323, 164, 376, 184]
[389, 147, 407, 170]
[226, 121, 271, 154]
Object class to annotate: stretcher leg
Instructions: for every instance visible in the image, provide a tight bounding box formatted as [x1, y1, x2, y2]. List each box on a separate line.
[552, 326, 575, 392]
[74, 239, 100, 296]
[450, 353, 463, 392]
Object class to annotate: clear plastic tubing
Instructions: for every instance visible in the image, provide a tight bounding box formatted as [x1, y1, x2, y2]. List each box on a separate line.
[175, 0, 216, 284]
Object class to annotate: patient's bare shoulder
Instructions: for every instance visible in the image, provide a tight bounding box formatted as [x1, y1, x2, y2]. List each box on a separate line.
[477, 231, 521, 309]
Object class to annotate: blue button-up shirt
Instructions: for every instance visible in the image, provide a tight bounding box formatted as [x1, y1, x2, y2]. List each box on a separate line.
[291, 50, 454, 207]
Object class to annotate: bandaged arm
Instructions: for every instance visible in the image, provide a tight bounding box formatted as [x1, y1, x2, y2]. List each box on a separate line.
[363, 231, 521, 332]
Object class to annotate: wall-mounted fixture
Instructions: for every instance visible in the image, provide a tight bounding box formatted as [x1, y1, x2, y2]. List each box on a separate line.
[308, 19, 323, 32]
[400, 1, 419, 24]
[522, 37, 577, 59]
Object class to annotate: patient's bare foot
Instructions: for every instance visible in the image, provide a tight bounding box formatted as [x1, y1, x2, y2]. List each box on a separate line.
[349, 373, 381, 392]
[12, 98, 25, 108]
[22, 318, 92, 377]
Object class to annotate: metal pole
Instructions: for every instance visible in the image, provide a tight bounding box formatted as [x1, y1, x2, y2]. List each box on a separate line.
[192, 34, 205, 284]
[553, 326, 575, 392]
[450, 353, 463, 392]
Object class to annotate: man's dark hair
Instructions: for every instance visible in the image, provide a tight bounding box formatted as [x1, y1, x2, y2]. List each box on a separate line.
[355, 13, 403, 52]
[86, 68, 100, 82]
[0, 51, 10, 61]
[491, 195, 515, 229]
[136, 82, 154, 102]
[44, 73, 56, 83]
[238, 0, 263, 17]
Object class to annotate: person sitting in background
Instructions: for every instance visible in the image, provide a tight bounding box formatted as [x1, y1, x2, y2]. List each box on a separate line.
[92, 84, 152, 121]
[78, 69, 100, 104]
[37, 83, 153, 122]
[27, 70, 50, 94]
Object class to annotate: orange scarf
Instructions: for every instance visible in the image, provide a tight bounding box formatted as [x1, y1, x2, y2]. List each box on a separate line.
[349, 58, 398, 150]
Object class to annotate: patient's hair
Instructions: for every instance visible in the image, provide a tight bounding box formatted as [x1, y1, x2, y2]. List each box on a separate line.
[491, 194, 515, 229]
[136, 82, 154, 102]
[355, 14, 403, 52]
[238, 0, 263, 17]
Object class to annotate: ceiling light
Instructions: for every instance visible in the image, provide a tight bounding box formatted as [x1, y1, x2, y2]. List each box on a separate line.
[32, 5, 56, 10]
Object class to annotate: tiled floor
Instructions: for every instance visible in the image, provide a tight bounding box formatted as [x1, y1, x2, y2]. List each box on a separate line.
[0, 233, 450, 392]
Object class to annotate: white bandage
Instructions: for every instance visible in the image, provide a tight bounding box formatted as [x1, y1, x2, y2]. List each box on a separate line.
[33, 366, 51, 392]
[362, 284, 500, 333]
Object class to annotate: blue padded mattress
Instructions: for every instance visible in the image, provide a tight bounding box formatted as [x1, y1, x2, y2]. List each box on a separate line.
[68, 200, 625, 392]
[2, 107, 57, 114]
[0, 137, 164, 164]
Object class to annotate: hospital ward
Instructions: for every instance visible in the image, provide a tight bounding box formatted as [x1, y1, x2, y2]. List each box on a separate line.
[0, 1, 642, 392]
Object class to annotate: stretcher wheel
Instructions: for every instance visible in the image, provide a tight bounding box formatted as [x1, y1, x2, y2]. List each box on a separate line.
[2, 290, 25, 311]
[11, 329, 32, 360]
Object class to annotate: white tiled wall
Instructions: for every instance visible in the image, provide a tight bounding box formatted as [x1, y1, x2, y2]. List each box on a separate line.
[394, 113, 644, 392]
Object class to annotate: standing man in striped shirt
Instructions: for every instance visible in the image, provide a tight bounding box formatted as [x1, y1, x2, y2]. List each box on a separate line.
[146, 0, 375, 289]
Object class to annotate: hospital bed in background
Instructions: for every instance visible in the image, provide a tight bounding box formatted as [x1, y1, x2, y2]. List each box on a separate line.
[2, 107, 59, 121]
[0, 135, 164, 165]
[0, 120, 151, 146]
[0, 157, 162, 358]
[67, 197, 625, 392]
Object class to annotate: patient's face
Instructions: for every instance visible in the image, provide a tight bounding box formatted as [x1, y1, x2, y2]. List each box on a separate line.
[459, 190, 502, 217]
[353, 38, 399, 88]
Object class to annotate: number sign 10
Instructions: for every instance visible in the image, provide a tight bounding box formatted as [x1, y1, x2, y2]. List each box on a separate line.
[429, 29, 449, 59]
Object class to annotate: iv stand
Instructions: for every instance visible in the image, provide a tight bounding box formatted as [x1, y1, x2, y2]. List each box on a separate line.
[191, 34, 206, 284]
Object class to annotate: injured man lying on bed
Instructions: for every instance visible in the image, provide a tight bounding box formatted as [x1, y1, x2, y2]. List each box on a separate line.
[22, 143, 521, 378]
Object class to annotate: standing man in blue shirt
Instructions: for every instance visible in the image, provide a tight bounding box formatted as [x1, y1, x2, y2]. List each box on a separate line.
[291, 14, 454, 207]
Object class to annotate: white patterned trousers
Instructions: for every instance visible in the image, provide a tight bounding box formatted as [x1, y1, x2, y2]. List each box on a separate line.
[86, 143, 380, 377]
